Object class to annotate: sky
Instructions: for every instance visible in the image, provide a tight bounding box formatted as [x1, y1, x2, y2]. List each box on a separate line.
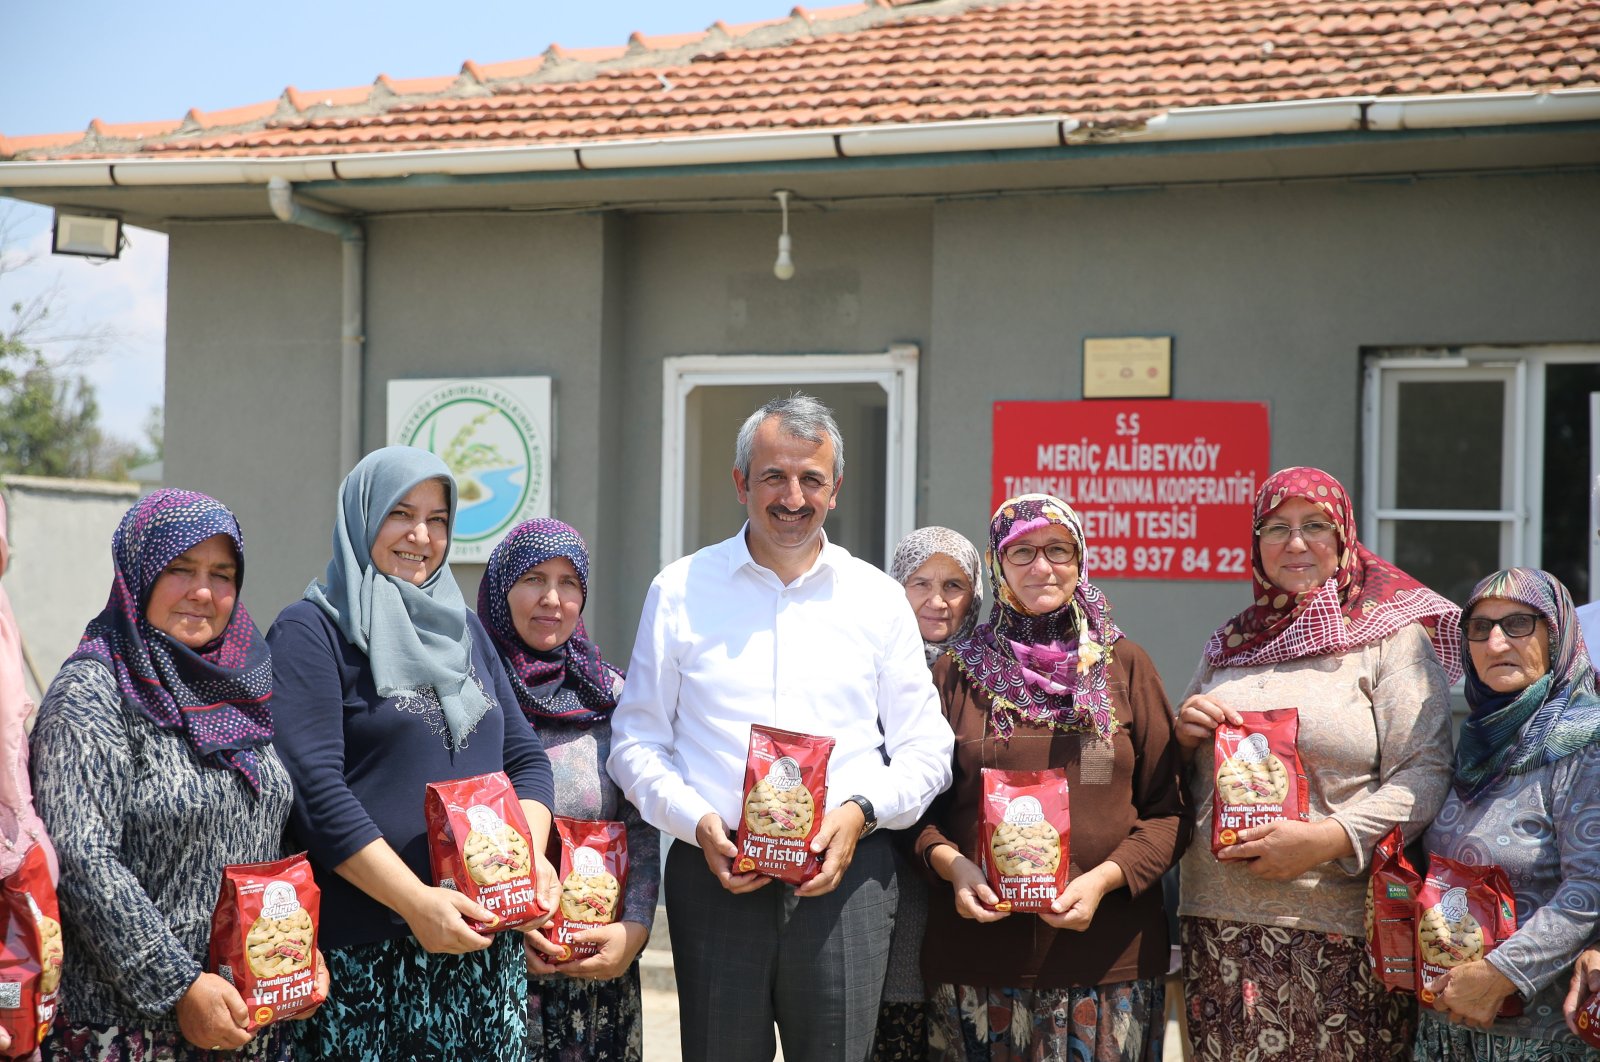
[0, 0, 797, 441]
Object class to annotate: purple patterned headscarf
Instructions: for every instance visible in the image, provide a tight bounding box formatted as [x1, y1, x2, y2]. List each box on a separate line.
[68, 489, 273, 793]
[479, 519, 622, 726]
[952, 494, 1123, 741]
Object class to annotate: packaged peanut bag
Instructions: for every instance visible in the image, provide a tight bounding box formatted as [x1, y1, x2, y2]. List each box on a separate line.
[545, 818, 628, 963]
[1211, 708, 1308, 853]
[735, 725, 834, 885]
[980, 768, 1070, 914]
[208, 853, 324, 1032]
[1415, 855, 1520, 1018]
[426, 771, 544, 932]
[0, 844, 60, 1056]
[1366, 825, 1421, 993]
[1574, 988, 1600, 1047]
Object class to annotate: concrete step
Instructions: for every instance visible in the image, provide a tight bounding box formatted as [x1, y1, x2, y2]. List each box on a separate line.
[640, 946, 677, 992]
[641, 903, 676, 992]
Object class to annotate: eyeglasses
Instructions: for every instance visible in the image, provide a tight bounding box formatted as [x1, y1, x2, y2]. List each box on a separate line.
[1256, 520, 1338, 545]
[1001, 543, 1078, 567]
[1464, 612, 1542, 642]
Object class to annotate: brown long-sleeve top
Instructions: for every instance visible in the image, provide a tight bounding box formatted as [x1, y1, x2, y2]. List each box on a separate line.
[913, 637, 1191, 990]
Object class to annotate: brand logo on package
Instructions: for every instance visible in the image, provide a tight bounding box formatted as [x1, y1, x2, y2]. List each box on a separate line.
[1002, 795, 1045, 826]
[767, 756, 802, 790]
[388, 376, 553, 562]
[261, 881, 300, 920]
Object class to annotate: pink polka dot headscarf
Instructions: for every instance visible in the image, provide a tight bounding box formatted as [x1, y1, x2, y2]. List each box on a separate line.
[1204, 467, 1462, 679]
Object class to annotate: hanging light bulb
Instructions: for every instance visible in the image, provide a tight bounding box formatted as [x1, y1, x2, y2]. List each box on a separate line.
[772, 190, 795, 280]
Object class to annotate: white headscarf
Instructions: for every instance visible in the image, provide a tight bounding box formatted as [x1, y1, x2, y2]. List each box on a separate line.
[889, 526, 984, 665]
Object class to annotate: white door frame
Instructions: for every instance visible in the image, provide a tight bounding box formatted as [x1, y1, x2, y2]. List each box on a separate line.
[659, 345, 920, 570]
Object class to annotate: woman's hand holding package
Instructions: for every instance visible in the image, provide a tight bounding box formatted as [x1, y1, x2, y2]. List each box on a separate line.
[175, 972, 253, 1051]
[930, 844, 1008, 923]
[524, 921, 648, 981]
[1565, 945, 1600, 1033]
[399, 886, 497, 954]
[1215, 818, 1353, 881]
[1042, 861, 1125, 932]
[1426, 959, 1517, 1028]
[288, 950, 331, 1022]
[1175, 693, 1241, 750]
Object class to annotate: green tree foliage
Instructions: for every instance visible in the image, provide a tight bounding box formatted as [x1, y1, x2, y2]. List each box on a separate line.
[0, 207, 156, 480]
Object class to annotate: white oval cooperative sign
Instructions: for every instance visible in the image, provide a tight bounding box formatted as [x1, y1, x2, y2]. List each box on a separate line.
[387, 376, 552, 562]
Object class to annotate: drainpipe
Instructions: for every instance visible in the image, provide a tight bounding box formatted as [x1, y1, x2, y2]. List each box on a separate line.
[266, 176, 364, 473]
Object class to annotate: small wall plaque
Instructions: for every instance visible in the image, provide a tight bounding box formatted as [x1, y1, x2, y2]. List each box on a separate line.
[1083, 336, 1172, 398]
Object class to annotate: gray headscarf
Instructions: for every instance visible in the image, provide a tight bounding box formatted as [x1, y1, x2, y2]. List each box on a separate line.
[305, 446, 490, 747]
[889, 526, 984, 665]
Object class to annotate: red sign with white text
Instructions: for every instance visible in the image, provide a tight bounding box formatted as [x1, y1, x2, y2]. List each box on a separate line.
[991, 401, 1269, 580]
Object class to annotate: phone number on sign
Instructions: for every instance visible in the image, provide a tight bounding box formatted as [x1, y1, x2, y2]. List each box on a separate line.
[1083, 545, 1248, 576]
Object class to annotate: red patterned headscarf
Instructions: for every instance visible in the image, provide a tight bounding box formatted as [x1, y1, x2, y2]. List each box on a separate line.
[1204, 467, 1462, 680]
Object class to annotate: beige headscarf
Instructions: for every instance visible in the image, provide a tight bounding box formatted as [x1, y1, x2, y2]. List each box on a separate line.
[0, 492, 56, 880]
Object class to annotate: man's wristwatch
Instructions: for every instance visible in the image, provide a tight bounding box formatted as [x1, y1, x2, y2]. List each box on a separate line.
[844, 795, 877, 837]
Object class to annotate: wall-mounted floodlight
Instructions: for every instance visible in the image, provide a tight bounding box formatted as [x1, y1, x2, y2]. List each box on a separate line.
[51, 211, 123, 259]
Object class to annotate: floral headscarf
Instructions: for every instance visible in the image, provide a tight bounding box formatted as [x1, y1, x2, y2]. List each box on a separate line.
[952, 494, 1123, 741]
[889, 526, 984, 665]
[1453, 567, 1600, 802]
[1204, 466, 1462, 681]
[478, 519, 623, 726]
[68, 489, 274, 793]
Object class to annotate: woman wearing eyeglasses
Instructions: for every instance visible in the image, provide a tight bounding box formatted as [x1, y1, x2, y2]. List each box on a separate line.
[914, 494, 1189, 1060]
[1173, 467, 1461, 1061]
[1416, 568, 1600, 1058]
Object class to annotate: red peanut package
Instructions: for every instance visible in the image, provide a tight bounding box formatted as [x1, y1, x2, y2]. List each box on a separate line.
[0, 844, 61, 1056]
[1366, 825, 1421, 993]
[1575, 989, 1600, 1047]
[208, 853, 324, 1032]
[1211, 708, 1309, 854]
[545, 818, 629, 963]
[980, 768, 1071, 914]
[735, 725, 835, 885]
[426, 771, 545, 933]
[1414, 855, 1521, 1018]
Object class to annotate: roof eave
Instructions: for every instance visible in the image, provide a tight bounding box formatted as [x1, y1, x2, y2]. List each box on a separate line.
[3, 89, 1598, 196]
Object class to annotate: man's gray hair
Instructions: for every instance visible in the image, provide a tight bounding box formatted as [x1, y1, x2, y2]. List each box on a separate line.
[734, 393, 845, 482]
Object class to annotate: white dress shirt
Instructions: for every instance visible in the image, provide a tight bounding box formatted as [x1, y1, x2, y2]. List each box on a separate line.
[1579, 599, 1600, 661]
[608, 526, 955, 847]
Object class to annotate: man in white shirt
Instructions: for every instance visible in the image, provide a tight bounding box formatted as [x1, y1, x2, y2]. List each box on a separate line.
[609, 394, 954, 1062]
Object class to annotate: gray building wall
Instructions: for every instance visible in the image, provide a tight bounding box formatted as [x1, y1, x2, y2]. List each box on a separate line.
[159, 168, 1600, 695]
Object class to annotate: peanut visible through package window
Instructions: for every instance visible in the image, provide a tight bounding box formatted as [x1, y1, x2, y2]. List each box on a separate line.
[465, 805, 532, 886]
[560, 847, 621, 924]
[744, 757, 814, 839]
[245, 881, 315, 979]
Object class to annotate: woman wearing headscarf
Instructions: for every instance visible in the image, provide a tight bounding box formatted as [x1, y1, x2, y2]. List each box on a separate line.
[269, 447, 557, 1060]
[1416, 568, 1600, 1058]
[32, 489, 312, 1059]
[1174, 466, 1460, 1060]
[478, 518, 659, 1062]
[876, 526, 984, 1060]
[914, 495, 1189, 1061]
[0, 490, 48, 1058]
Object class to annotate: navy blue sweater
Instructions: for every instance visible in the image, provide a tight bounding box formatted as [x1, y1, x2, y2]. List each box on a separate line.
[267, 600, 554, 950]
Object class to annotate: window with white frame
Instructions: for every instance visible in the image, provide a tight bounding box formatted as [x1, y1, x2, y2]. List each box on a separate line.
[1363, 346, 1600, 607]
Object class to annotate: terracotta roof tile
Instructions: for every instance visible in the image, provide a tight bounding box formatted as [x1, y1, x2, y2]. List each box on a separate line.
[8, 0, 1598, 161]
